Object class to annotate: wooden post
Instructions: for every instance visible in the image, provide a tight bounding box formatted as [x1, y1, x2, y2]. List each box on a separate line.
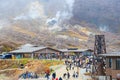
[110, 75, 112, 80]
[106, 58, 109, 68]
[112, 58, 116, 69]
[21, 54, 24, 58]
[31, 53, 34, 59]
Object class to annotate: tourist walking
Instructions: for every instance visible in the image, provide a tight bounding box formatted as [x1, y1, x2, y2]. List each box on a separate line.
[45, 72, 50, 80]
[76, 72, 79, 78]
[63, 73, 67, 79]
[73, 71, 76, 78]
[63, 73, 66, 79]
[52, 72, 56, 79]
[66, 66, 69, 72]
[67, 72, 70, 79]
[55, 77, 58, 80]
[69, 63, 72, 70]
[59, 77, 62, 80]
[45, 69, 50, 80]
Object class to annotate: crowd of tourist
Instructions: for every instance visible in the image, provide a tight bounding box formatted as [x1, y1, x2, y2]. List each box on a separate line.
[19, 55, 95, 80]
[19, 71, 38, 79]
[66, 55, 96, 73]
[43, 55, 96, 80]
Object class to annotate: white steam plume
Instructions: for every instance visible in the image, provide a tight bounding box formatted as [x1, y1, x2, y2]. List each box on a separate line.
[99, 25, 109, 32]
[14, 1, 45, 20]
[0, 19, 10, 29]
[46, 0, 75, 26]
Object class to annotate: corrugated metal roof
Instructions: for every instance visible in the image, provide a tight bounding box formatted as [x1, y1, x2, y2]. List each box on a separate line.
[99, 52, 120, 57]
[10, 44, 92, 54]
[10, 47, 46, 53]
[59, 49, 90, 53]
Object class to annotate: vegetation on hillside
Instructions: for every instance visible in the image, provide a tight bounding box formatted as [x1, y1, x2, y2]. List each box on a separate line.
[0, 59, 63, 80]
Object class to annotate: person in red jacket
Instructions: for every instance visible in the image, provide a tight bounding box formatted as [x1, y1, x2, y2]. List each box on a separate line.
[55, 78, 58, 80]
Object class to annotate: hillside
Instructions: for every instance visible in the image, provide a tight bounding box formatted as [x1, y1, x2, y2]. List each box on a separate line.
[0, 23, 90, 49]
[0, 0, 120, 52]
[71, 0, 120, 33]
[0, 20, 120, 53]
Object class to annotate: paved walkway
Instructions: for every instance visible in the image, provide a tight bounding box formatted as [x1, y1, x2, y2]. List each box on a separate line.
[19, 65, 92, 80]
[50, 65, 92, 80]
[54, 65, 82, 80]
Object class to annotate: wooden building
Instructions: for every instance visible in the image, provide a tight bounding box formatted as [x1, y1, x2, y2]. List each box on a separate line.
[99, 52, 120, 79]
[9, 44, 62, 59]
[59, 48, 93, 58]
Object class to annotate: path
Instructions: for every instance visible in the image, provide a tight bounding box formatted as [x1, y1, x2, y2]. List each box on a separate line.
[19, 65, 92, 80]
[0, 68, 22, 72]
[50, 65, 83, 80]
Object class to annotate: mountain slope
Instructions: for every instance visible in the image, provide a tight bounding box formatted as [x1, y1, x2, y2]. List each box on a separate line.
[71, 0, 120, 32]
[0, 0, 120, 52]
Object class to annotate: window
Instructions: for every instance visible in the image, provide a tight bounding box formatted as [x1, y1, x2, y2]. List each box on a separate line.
[109, 59, 112, 68]
[0, 55, 3, 59]
[116, 59, 120, 70]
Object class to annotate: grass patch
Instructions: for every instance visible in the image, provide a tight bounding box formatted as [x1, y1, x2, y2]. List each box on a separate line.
[0, 59, 63, 69]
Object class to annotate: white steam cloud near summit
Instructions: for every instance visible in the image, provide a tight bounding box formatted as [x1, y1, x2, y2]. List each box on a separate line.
[0, 19, 11, 29]
[46, 0, 75, 31]
[14, 1, 45, 20]
[14, 0, 75, 22]
[0, 0, 75, 30]
[99, 25, 109, 32]
[46, 0, 75, 25]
